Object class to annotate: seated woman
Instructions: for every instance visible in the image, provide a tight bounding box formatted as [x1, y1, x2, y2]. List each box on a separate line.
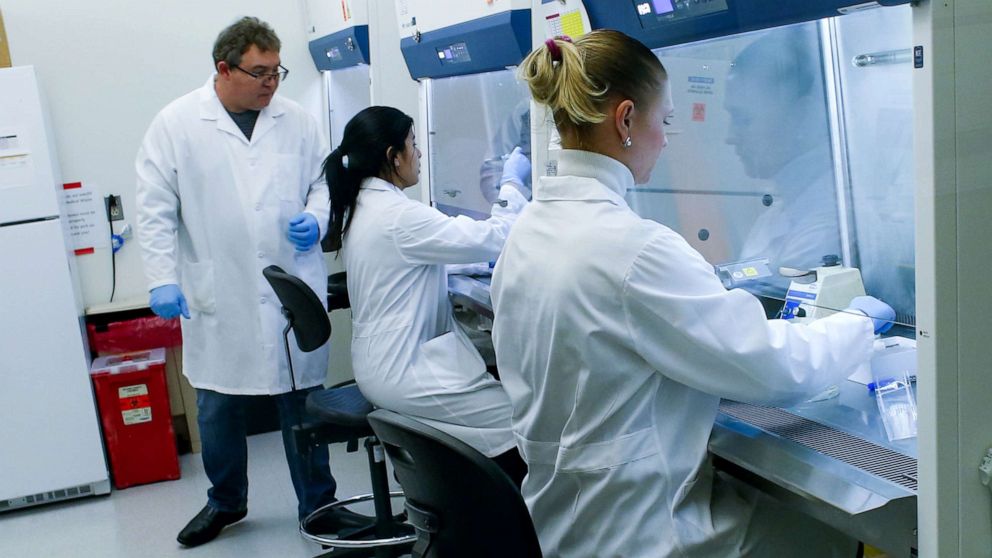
[323, 106, 530, 484]
[490, 30, 895, 557]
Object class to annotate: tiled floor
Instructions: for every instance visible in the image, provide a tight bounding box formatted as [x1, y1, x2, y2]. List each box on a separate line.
[0, 431, 398, 558]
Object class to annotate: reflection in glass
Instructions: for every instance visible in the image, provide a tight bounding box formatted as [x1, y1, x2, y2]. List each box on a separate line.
[629, 23, 842, 297]
[623, 12, 915, 324]
[426, 69, 530, 219]
[724, 26, 841, 281]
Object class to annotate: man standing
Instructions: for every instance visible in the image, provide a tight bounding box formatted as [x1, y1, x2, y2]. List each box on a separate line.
[136, 17, 339, 547]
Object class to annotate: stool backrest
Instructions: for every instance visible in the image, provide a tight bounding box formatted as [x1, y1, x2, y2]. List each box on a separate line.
[367, 409, 542, 558]
[262, 265, 330, 352]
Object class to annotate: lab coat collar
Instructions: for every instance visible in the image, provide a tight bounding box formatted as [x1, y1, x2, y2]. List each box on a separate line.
[197, 74, 286, 145]
[536, 149, 634, 206]
[361, 176, 405, 195]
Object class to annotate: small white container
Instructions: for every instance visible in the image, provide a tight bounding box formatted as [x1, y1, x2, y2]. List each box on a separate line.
[874, 369, 917, 441]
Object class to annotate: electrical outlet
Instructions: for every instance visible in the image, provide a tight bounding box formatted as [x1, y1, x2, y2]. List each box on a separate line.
[105, 195, 123, 221]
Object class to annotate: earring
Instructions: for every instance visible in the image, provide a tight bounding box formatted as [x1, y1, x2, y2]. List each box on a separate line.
[623, 136, 633, 148]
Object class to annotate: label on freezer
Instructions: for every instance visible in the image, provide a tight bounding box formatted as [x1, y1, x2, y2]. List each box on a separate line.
[0, 128, 25, 154]
[118, 384, 152, 425]
[0, 151, 31, 191]
[0, 132, 20, 151]
[0, 129, 30, 190]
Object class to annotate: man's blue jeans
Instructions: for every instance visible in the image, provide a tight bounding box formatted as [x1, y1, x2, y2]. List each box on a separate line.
[196, 387, 337, 519]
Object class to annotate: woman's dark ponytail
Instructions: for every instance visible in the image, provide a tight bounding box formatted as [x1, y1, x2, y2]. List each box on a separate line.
[323, 145, 358, 252]
[323, 106, 414, 252]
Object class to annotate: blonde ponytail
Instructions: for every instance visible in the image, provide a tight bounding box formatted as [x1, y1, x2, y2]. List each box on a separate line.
[520, 38, 608, 127]
[520, 30, 667, 141]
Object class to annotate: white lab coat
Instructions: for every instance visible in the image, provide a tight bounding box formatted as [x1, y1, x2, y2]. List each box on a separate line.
[490, 150, 874, 557]
[136, 77, 330, 395]
[342, 177, 525, 457]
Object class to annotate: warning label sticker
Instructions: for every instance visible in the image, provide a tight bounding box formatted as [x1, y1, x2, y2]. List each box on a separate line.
[118, 384, 152, 425]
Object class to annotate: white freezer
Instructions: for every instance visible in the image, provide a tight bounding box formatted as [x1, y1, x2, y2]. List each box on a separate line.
[0, 65, 109, 511]
[0, 219, 109, 508]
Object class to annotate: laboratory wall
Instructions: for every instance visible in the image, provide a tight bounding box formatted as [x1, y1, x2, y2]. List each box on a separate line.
[369, 0, 422, 203]
[1, 0, 323, 310]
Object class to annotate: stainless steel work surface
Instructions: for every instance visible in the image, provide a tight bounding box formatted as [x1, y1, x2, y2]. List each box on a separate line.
[447, 273, 494, 319]
[712, 382, 917, 555]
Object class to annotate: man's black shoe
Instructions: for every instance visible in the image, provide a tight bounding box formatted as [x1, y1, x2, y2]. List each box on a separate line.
[177, 505, 247, 547]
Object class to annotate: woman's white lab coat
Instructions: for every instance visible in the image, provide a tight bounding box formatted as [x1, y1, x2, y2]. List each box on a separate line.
[136, 77, 330, 395]
[490, 150, 874, 557]
[342, 177, 526, 457]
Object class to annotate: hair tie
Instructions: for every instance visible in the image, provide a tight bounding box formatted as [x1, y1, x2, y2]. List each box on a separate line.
[545, 35, 572, 63]
[545, 38, 562, 63]
[334, 144, 350, 169]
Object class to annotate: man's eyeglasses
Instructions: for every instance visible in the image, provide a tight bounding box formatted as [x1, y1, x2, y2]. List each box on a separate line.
[233, 64, 289, 83]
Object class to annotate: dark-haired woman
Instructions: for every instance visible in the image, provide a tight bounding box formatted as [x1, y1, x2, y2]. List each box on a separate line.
[323, 106, 530, 483]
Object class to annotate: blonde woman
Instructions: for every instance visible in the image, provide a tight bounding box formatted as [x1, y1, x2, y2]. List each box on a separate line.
[490, 30, 893, 557]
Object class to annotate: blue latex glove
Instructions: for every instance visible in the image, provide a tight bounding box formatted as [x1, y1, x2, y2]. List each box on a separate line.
[149, 284, 190, 320]
[288, 212, 319, 252]
[847, 295, 895, 334]
[500, 146, 532, 196]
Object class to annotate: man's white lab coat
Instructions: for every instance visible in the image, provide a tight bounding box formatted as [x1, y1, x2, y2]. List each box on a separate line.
[136, 77, 330, 394]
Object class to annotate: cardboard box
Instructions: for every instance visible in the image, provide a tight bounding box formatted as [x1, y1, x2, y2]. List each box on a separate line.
[0, 9, 11, 68]
[154, 345, 201, 454]
[165, 346, 202, 453]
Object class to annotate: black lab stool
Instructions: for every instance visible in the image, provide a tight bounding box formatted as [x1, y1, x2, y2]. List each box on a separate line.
[263, 266, 415, 557]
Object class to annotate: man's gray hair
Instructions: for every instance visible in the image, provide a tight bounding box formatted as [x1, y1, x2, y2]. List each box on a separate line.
[212, 16, 281, 67]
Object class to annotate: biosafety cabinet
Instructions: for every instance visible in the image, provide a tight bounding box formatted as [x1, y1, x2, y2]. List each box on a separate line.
[304, 0, 373, 150]
[394, 0, 533, 217]
[551, 1, 989, 556]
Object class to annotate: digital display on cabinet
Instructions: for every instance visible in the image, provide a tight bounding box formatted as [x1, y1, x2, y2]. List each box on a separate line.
[632, 0, 729, 29]
[436, 42, 472, 65]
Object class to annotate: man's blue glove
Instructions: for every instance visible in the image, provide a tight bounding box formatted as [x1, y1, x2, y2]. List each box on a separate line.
[150, 284, 190, 320]
[288, 212, 319, 252]
[500, 146, 532, 197]
[847, 295, 895, 334]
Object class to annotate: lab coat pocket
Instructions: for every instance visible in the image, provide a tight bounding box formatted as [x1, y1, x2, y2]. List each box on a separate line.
[274, 154, 305, 205]
[418, 328, 487, 390]
[180, 260, 216, 314]
[556, 427, 661, 473]
[674, 470, 702, 508]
